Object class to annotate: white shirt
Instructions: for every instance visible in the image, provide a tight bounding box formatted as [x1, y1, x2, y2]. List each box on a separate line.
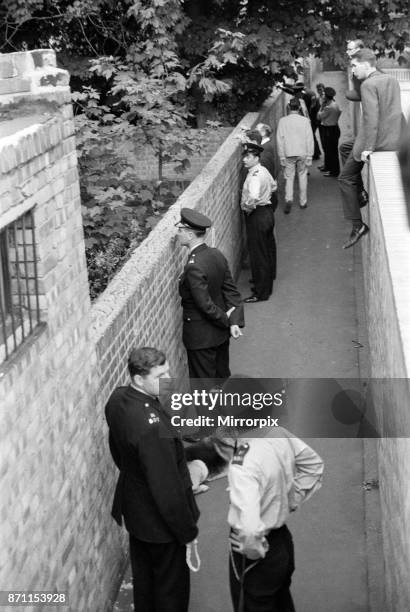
[227, 428, 324, 558]
[241, 164, 277, 213]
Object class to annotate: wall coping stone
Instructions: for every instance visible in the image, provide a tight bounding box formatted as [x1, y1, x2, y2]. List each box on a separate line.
[368, 151, 410, 376]
[0, 50, 69, 104]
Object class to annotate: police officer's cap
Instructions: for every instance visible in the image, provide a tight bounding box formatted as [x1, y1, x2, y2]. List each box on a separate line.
[243, 142, 264, 155]
[179, 208, 212, 231]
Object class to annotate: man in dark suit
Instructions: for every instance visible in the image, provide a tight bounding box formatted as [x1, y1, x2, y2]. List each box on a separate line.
[105, 347, 200, 612]
[256, 123, 277, 179]
[176, 208, 244, 380]
[338, 48, 402, 248]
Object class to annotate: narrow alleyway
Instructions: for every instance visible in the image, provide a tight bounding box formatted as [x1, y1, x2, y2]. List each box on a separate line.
[114, 72, 384, 612]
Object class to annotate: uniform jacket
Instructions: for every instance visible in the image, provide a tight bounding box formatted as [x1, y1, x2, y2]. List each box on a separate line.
[105, 385, 199, 544]
[179, 243, 244, 350]
[353, 71, 403, 161]
[260, 138, 277, 178]
[276, 114, 314, 159]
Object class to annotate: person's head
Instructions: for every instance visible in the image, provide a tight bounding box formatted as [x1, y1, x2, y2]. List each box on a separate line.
[346, 39, 364, 58]
[128, 347, 169, 397]
[288, 97, 301, 113]
[324, 86, 336, 100]
[316, 82, 325, 95]
[242, 143, 263, 169]
[244, 129, 262, 145]
[175, 208, 212, 248]
[351, 48, 377, 80]
[256, 123, 272, 139]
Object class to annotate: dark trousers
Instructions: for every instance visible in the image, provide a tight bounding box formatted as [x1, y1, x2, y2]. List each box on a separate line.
[129, 536, 190, 612]
[245, 206, 275, 300]
[338, 141, 364, 223]
[311, 121, 321, 158]
[321, 125, 340, 175]
[187, 339, 230, 379]
[229, 525, 295, 612]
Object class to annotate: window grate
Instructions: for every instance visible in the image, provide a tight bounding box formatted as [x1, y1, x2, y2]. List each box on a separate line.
[0, 209, 42, 363]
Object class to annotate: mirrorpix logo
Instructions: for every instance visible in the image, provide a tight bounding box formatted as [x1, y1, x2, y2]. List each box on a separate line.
[169, 387, 285, 429]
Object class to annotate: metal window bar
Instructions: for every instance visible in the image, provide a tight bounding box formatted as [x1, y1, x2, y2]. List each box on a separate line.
[0, 209, 42, 363]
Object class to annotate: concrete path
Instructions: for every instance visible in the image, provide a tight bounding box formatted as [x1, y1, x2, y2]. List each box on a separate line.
[113, 71, 383, 612]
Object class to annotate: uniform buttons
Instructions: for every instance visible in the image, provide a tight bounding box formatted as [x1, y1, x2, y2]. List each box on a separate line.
[145, 403, 149, 407]
[187, 317, 191, 321]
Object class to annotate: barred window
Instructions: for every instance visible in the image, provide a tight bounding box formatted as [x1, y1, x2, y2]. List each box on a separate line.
[0, 209, 41, 363]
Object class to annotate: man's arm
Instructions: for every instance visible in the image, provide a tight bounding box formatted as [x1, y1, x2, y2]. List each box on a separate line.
[139, 428, 199, 544]
[287, 437, 324, 510]
[305, 121, 314, 160]
[228, 463, 267, 559]
[185, 264, 230, 327]
[353, 80, 379, 160]
[221, 259, 244, 328]
[276, 122, 285, 162]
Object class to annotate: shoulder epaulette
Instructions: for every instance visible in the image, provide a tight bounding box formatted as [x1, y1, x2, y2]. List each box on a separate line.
[232, 442, 250, 466]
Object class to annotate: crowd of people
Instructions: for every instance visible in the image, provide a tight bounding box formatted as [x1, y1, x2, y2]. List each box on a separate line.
[103, 39, 404, 612]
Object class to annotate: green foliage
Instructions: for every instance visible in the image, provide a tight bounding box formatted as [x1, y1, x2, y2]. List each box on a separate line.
[181, 0, 408, 119]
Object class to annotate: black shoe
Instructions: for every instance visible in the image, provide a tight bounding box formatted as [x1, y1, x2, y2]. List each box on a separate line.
[284, 201, 292, 214]
[359, 190, 369, 208]
[299, 203, 307, 209]
[323, 171, 338, 177]
[318, 166, 327, 171]
[342, 224, 369, 249]
[244, 295, 266, 303]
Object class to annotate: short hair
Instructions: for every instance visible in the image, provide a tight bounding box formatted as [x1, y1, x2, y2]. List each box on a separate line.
[289, 97, 301, 111]
[316, 82, 325, 89]
[352, 48, 376, 66]
[324, 86, 336, 99]
[257, 123, 272, 137]
[128, 347, 166, 377]
[245, 129, 262, 144]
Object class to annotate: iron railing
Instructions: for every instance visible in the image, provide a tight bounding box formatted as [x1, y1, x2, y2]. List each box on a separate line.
[0, 209, 41, 363]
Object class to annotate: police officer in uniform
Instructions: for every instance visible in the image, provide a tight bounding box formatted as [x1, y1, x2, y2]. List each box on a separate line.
[176, 208, 244, 379]
[241, 143, 277, 303]
[105, 347, 199, 612]
[223, 427, 324, 612]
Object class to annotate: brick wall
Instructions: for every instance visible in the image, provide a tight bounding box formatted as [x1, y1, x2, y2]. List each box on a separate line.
[0, 46, 286, 612]
[362, 153, 410, 611]
[130, 127, 233, 180]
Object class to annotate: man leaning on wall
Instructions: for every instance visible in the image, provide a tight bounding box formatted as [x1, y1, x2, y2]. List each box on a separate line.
[105, 347, 200, 611]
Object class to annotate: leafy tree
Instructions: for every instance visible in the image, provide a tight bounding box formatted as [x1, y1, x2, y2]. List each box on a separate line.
[183, 0, 408, 121]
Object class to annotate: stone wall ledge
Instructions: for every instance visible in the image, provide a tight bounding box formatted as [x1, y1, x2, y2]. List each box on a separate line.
[0, 49, 69, 104]
[363, 151, 410, 377]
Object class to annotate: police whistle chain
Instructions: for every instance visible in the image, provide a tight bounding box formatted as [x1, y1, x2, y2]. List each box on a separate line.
[186, 539, 201, 572]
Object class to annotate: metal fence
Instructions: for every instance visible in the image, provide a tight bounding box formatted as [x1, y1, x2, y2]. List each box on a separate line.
[0, 208, 41, 363]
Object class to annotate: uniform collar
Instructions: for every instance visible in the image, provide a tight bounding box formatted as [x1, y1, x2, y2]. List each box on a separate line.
[248, 162, 261, 175]
[189, 243, 207, 255]
[129, 384, 158, 403]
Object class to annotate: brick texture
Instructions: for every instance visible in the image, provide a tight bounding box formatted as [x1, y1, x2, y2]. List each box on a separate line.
[362, 155, 410, 612]
[0, 81, 286, 612]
